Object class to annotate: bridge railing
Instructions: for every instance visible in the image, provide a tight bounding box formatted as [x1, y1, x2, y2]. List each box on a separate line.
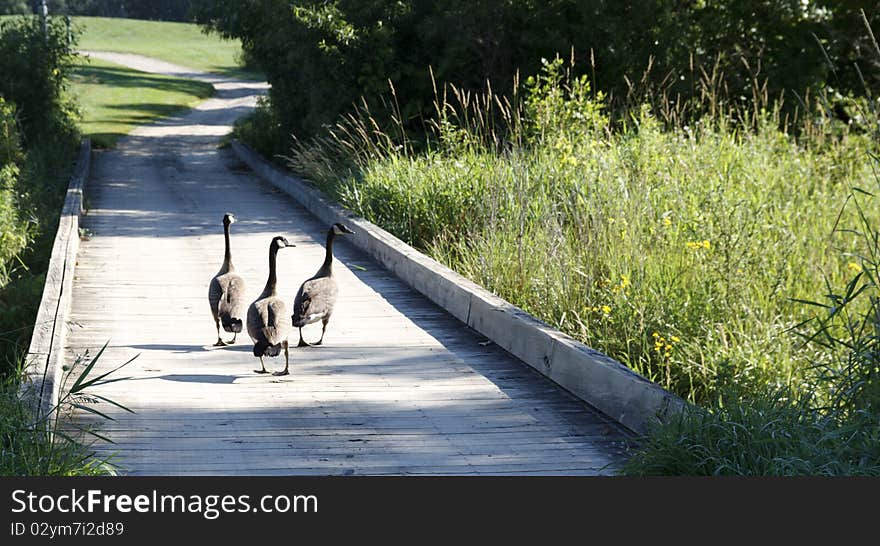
[21, 138, 91, 427]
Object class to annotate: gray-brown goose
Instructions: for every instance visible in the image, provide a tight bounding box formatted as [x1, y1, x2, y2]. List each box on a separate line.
[208, 213, 247, 346]
[292, 223, 354, 347]
[247, 236, 295, 375]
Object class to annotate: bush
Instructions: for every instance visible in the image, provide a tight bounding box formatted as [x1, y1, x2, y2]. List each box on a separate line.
[0, 15, 79, 143]
[194, 1, 880, 148]
[0, 16, 80, 375]
[0, 99, 31, 284]
[233, 96, 285, 161]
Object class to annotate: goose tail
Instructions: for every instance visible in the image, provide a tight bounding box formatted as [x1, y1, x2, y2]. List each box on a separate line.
[253, 340, 281, 357]
[221, 316, 243, 333]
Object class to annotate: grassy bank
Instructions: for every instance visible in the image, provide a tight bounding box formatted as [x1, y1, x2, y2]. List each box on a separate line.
[70, 56, 215, 148]
[74, 16, 259, 79]
[273, 58, 880, 474]
[286, 63, 876, 406]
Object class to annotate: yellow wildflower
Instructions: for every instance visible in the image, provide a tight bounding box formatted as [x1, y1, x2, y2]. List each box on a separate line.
[601, 305, 611, 314]
[848, 262, 862, 273]
[686, 239, 711, 250]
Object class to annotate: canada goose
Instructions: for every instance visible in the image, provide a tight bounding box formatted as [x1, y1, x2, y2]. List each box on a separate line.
[247, 236, 295, 375]
[292, 223, 355, 347]
[208, 213, 247, 346]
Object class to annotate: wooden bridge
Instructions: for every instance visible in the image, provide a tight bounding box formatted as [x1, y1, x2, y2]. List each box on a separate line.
[62, 52, 630, 475]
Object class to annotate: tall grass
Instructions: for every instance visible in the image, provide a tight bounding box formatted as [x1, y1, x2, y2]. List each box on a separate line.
[624, 172, 880, 475]
[2, 342, 135, 476]
[284, 56, 878, 406]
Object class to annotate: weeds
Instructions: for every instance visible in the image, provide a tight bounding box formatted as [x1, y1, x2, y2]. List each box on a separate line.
[625, 175, 880, 475]
[1, 341, 135, 476]
[283, 55, 878, 406]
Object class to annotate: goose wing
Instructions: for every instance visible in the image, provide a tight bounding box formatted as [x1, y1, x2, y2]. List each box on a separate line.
[208, 276, 223, 317]
[292, 277, 337, 326]
[257, 297, 290, 345]
[218, 272, 247, 318]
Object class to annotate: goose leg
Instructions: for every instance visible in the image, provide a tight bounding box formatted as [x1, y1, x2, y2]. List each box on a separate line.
[225, 332, 237, 345]
[213, 319, 227, 347]
[314, 318, 329, 346]
[254, 356, 269, 374]
[297, 328, 311, 348]
[274, 341, 290, 376]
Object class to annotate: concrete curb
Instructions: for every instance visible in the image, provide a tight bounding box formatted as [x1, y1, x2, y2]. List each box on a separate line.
[21, 138, 91, 425]
[232, 140, 688, 434]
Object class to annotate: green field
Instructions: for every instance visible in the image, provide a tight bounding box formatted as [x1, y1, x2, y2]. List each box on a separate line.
[73, 16, 259, 79]
[70, 57, 215, 148]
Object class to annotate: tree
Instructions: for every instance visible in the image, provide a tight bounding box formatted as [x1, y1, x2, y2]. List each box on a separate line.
[0, 0, 30, 14]
[192, 1, 880, 145]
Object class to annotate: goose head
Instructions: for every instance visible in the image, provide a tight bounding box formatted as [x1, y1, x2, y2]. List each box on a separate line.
[332, 223, 355, 236]
[223, 212, 236, 226]
[272, 236, 294, 250]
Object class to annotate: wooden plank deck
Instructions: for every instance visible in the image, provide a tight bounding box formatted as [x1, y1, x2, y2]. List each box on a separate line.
[65, 52, 630, 475]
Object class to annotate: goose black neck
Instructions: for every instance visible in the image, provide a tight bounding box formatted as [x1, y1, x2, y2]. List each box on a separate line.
[320, 228, 336, 276]
[222, 221, 233, 271]
[263, 245, 279, 296]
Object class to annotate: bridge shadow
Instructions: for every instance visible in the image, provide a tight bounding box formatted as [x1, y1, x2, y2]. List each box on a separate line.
[74, 397, 629, 476]
[126, 343, 258, 352]
[159, 374, 240, 384]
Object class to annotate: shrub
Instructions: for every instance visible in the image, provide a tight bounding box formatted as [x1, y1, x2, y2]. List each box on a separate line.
[0, 16, 80, 375]
[0, 15, 79, 143]
[195, 1, 879, 147]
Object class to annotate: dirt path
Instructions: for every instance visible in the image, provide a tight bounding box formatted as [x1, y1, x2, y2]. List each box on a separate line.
[67, 52, 628, 475]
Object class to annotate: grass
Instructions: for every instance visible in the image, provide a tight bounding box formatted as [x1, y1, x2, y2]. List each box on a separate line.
[0, 125, 78, 375]
[274, 56, 880, 474]
[1, 342, 135, 476]
[621, 392, 880, 476]
[285, 59, 878, 407]
[73, 16, 261, 79]
[69, 56, 215, 148]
